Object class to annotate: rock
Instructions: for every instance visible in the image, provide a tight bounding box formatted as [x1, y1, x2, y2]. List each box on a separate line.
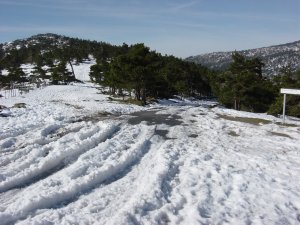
[12, 103, 26, 108]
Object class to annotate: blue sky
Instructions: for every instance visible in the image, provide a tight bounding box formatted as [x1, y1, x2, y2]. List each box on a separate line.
[0, 0, 299, 57]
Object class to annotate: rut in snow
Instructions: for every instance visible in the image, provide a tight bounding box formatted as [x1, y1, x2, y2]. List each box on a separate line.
[0, 122, 120, 192]
[1, 100, 300, 225]
[0, 123, 157, 225]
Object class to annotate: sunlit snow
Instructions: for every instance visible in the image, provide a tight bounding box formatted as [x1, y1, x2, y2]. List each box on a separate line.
[0, 66, 300, 224]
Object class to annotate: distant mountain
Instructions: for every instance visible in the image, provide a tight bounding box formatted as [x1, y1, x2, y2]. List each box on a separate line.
[186, 41, 300, 77]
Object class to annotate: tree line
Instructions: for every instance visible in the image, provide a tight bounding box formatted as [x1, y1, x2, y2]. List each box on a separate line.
[89, 44, 211, 104]
[210, 52, 300, 117]
[0, 34, 124, 86]
[1, 34, 299, 117]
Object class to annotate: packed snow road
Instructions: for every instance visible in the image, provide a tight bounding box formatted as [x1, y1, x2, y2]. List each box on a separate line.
[0, 84, 300, 225]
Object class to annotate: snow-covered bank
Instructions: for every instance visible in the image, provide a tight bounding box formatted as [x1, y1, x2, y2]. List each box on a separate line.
[0, 83, 300, 224]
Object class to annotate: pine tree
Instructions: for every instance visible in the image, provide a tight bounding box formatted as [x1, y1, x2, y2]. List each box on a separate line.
[89, 60, 109, 84]
[50, 61, 74, 84]
[213, 52, 275, 112]
[8, 65, 27, 83]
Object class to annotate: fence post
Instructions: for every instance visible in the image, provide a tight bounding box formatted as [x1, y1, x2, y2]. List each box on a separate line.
[282, 93, 286, 124]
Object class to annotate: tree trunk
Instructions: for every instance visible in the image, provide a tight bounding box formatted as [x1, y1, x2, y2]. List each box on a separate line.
[135, 87, 141, 101]
[141, 88, 146, 105]
[68, 60, 75, 77]
[234, 97, 237, 110]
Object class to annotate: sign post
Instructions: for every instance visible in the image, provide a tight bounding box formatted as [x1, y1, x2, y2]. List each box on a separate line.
[280, 88, 300, 124]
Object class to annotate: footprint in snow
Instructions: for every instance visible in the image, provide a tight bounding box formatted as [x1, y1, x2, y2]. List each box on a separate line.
[204, 154, 213, 161]
[214, 163, 221, 173]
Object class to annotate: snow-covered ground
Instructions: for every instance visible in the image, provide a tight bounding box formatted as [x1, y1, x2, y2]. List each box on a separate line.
[0, 83, 300, 225]
[67, 58, 96, 81]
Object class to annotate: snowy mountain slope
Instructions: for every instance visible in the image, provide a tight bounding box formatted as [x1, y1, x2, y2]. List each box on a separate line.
[0, 84, 300, 224]
[186, 40, 300, 76]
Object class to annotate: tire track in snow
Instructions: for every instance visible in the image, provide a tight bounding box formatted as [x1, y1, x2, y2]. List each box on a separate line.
[0, 122, 85, 168]
[108, 140, 185, 224]
[127, 109, 223, 224]
[113, 110, 200, 224]
[0, 103, 70, 142]
[0, 121, 120, 193]
[16, 131, 168, 225]
[2, 103, 299, 225]
[0, 121, 96, 171]
[0, 124, 155, 225]
[97, 108, 188, 224]
[0, 123, 56, 153]
[51, 129, 154, 210]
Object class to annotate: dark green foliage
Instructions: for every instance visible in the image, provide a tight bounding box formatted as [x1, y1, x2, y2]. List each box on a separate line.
[7, 65, 28, 83]
[0, 33, 124, 86]
[2, 34, 298, 117]
[211, 52, 276, 112]
[31, 57, 47, 80]
[89, 61, 109, 84]
[92, 44, 211, 104]
[210, 52, 300, 117]
[50, 61, 75, 84]
[1, 34, 211, 96]
[268, 67, 300, 117]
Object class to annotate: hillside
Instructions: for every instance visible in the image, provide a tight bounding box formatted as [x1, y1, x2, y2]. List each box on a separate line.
[0, 33, 121, 61]
[186, 41, 300, 77]
[0, 35, 212, 103]
[1, 34, 299, 117]
[0, 34, 130, 87]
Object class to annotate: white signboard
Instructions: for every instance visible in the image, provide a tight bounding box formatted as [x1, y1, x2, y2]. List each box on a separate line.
[280, 88, 300, 95]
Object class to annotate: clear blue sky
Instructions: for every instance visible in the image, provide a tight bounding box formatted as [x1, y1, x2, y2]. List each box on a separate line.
[0, 0, 299, 58]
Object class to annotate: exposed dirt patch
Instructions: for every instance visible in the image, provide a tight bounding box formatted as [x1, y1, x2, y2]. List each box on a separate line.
[275, 122, 299, 127]
[74, 112, 122, 123]
[64, 103, 84, 110]
[228, 131, 239, 137]
[128, 110, 182, 126]
[217, 114, 272, 125]
[12, 103, 26, 108]
[269, 132, 292, 139]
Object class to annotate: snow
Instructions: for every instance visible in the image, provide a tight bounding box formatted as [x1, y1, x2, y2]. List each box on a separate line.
[1, 59, 95, 82]
[0, 82, 300, 224]
[20, 64, 35, 75]
[67, 59, 96, 81]
[1, 69, 9, 76]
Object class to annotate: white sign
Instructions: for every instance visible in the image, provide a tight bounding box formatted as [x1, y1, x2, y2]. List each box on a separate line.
[280, 88, 300, 95]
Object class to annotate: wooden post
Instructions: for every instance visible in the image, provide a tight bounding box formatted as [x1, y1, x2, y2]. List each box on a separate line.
[282, 93, 286, 124]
